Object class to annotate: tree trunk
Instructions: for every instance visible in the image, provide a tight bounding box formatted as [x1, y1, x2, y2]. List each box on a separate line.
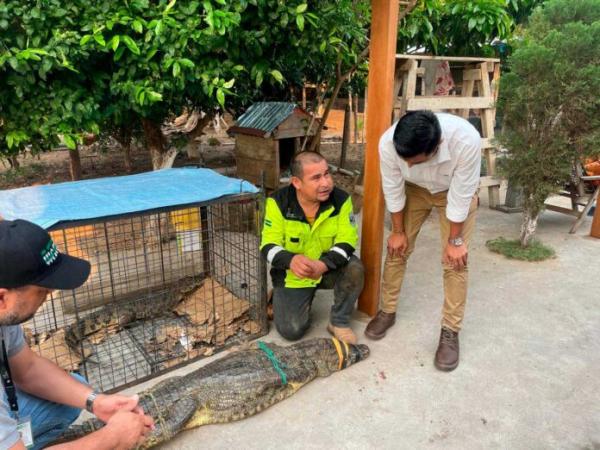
[123, 143, 133, 173]
[340, 103, 351, 168]
[69, 147, 82, 180]
[141, 118, 171, 170]
[115, 126, 133, 173]
[9, 155, 19, 169]
[519, 208, 539, 247]
[308, 74, 346, 153]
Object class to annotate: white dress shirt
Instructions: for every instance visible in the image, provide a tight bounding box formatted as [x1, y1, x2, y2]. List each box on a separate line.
[379, 112, 481, 223]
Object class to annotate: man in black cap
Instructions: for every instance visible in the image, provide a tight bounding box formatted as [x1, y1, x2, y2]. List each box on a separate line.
[0, 219, 154, 450]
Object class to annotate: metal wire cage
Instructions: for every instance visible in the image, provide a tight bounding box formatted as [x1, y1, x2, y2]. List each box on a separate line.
[23, 192, 267, 392]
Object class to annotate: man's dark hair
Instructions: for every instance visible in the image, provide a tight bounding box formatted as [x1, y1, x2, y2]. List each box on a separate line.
[290, 151, 326, 178]
[392, 110, 441, 158]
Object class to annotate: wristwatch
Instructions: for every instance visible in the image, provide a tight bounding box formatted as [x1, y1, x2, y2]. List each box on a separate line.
[448, 236, 464, 247]
[85, 391, 99, 414]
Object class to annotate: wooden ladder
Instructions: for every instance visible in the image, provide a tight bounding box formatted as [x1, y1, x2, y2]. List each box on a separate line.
[393, 54, 502, 208]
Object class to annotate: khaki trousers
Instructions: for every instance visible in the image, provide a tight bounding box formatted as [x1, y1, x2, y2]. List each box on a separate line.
[380, 183, 478, 331]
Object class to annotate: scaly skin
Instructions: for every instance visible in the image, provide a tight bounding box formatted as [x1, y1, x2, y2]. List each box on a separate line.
[56, 338, 369, 448]
[64, 277, 204, 355]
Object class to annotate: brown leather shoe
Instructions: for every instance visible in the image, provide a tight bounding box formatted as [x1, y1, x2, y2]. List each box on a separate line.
[364, 310, 396, 340]
[434, 327, 459, 371]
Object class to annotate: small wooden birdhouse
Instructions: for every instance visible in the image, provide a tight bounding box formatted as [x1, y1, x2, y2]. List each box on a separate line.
[228, 102, 319, 190]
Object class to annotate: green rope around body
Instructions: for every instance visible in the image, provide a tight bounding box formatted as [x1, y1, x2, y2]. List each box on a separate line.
[258, 341, 288, 385]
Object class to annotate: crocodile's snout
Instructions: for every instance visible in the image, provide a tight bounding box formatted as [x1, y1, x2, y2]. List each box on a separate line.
[343, 342, 370, 367]
[355, 343, 370, 361]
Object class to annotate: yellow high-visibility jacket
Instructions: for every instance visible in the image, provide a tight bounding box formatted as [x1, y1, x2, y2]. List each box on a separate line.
[260, 185, 358, 288]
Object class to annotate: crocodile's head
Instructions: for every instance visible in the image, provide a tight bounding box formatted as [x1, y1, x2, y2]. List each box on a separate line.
[291, 338, 370, 377]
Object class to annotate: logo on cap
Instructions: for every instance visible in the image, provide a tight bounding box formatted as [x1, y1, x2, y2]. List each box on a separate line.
[40, 240, 59, 266]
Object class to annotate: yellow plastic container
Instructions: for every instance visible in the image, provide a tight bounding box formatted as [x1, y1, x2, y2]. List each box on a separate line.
[170, 208, 201, 252]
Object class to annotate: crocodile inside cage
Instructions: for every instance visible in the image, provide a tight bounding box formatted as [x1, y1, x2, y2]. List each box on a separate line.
[23, 193, 267, 392]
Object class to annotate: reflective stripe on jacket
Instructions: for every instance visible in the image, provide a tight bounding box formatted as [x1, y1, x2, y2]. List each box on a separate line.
[260, 185, 358, 288]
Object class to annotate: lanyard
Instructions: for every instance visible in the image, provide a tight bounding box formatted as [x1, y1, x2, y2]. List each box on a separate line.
[0, 334, 18, 416]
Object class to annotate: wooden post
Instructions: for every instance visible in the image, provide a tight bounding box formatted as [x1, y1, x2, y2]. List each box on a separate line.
[358, 0, 399, 316]
[591, 199, 600, 238]
[399, 59, 418, 117]
[353, 94, 359, 144]
[302, 84, 307, 109]
[477, 62, 500, 208]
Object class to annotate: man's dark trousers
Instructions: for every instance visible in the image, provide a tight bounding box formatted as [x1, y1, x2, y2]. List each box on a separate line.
[273, 256, 364, 341]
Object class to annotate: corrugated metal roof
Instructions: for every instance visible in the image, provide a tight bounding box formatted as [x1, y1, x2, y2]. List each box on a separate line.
[234, 102, 296, 134]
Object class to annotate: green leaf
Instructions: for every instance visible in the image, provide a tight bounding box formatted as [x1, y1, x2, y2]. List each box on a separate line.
[63, 135, 76, 150]
[114, 46, 125, 61]
[296, 4, 307, 13]
[319, 40, 326, 52]
[145, 47, 158, 61]
[80, 35, 92, 46]
[178, 58, 195, 68]
[155, 20, 163, 35]
[6, 134, 13, 149]
[222, 78, 235, 89]
[468, 18, 477, 31]
[122, 35, 140, 55]
[216, 88, 225, 106]
[280, 13, 288, 27]
[111, 35, 120, 51]
[147, 90, 163, 102]
[296, 14, 305, 31]
[270, 69, 284, 83]
[8, 57, 18, 70]
[93, 33, 106, 47]
[28, 49, 48, 56]
[164, 0, 176, 14]
[173, 61, 181, 77]
[215, 0, 227, 4]
[132, 20, 143, 34]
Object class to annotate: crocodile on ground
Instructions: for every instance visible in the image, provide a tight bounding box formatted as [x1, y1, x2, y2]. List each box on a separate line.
[54, 337, 370, 448]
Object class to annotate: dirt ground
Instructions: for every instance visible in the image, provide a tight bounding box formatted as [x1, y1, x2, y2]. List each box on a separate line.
[0, 110, 362, 193]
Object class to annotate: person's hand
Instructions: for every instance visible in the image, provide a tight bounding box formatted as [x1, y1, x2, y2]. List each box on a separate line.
[387, 231, 408, 258]
[306, 260, 328, 279]
[443, 243, 468, 270]
[290, 255, 317, 279]
[92, 393, 143, 423]
[102, 410, 155, 450]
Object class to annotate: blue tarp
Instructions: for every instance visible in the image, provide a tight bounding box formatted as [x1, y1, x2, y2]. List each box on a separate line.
[0, 168, 259, 229]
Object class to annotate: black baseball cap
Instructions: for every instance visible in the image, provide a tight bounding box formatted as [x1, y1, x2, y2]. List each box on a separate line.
[0, 219, 91, 290]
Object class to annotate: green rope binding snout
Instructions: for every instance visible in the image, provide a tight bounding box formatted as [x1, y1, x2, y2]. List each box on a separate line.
[258, 341, 288, 385]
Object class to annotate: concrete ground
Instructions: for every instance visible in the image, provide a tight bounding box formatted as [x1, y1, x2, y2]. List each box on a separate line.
[126, 192, 599, 450]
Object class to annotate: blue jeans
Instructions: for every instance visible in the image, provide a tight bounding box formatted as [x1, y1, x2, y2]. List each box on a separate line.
[10, 373, 85, 450]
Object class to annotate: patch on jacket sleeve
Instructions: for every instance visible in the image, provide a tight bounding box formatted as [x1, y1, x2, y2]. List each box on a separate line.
[265, 219, 272, 227]
[349, 214, 356, 225]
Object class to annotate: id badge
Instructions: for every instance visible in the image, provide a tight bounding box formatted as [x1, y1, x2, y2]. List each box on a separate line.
[17, 416, 34, 449]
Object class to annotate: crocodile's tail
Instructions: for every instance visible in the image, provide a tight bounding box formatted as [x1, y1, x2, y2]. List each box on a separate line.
[139, 397, 198, 449]
[52, 398, 197, 449]
[53, 417, 105, 444]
